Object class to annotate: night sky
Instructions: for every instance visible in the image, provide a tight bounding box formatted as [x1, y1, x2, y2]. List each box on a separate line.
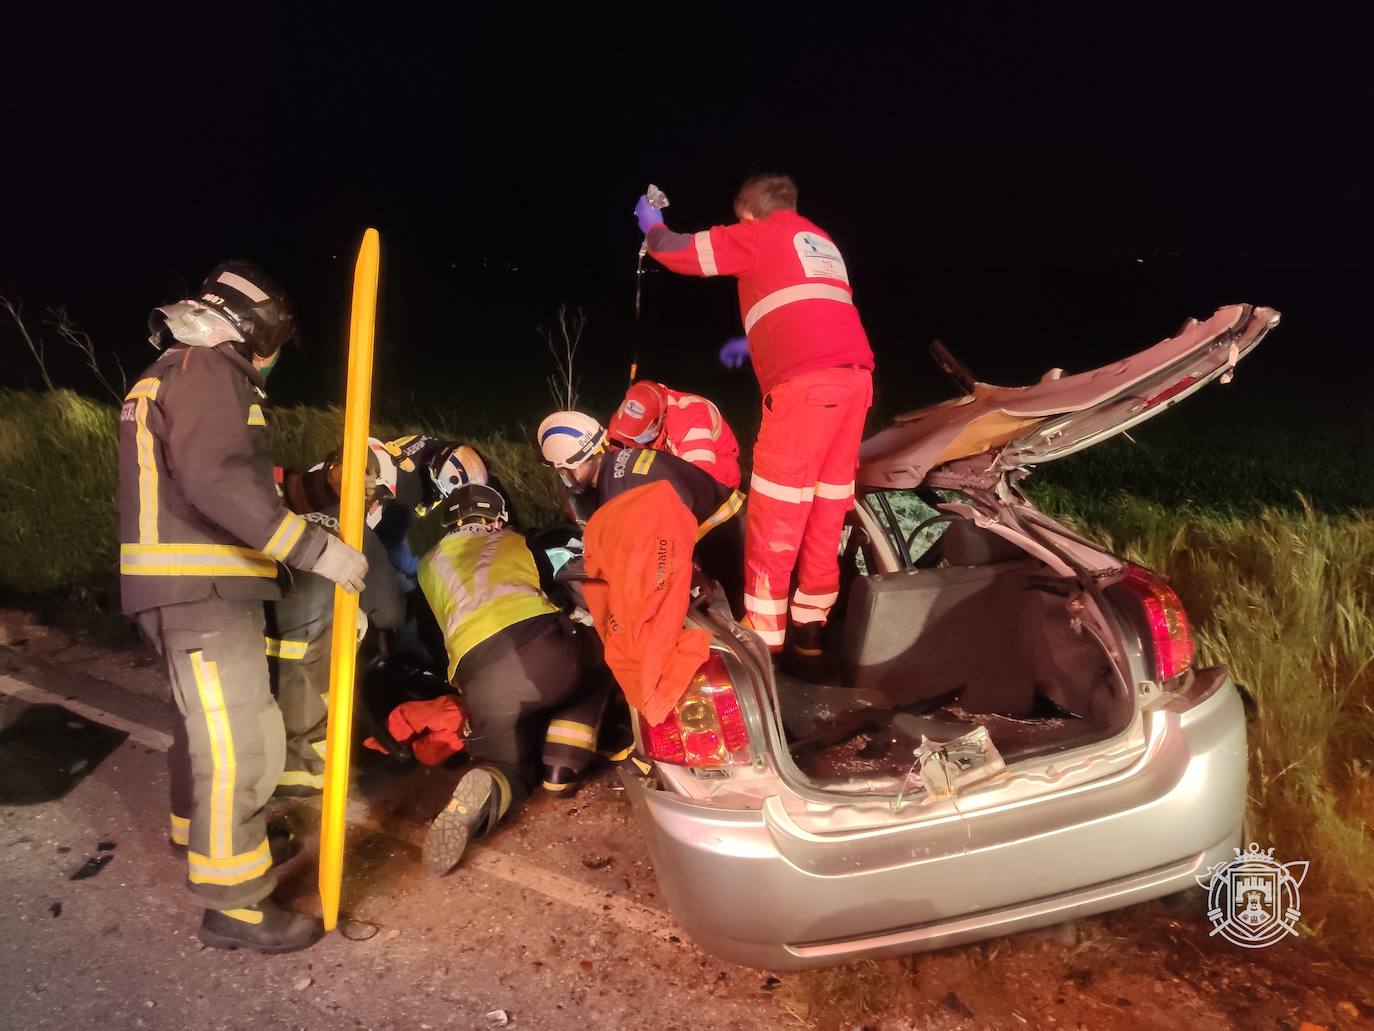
[3, 6, 1369, 417]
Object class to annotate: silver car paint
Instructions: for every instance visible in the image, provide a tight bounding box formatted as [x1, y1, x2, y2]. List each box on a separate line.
[624, 488, 1248, 969]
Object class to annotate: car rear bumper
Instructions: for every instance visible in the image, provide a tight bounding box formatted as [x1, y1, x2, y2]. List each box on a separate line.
[623, 677, 1247, 970]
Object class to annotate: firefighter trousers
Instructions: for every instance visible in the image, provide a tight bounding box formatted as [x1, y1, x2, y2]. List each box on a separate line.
[456, 614, 607, 822]
[139, 597, 283, 910]
[744, 365, 873, 648]
[267, 634, 329, 795]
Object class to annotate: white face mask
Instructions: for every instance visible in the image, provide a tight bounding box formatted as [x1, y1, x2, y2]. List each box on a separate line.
[630, 424, 660, 445]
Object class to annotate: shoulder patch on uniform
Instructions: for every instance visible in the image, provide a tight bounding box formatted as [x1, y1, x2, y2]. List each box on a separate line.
[247, 403, 266, 427]
[632, 450, 656, 476]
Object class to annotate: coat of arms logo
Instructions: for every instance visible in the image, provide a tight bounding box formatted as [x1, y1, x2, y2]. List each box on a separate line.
[1196, 842, 1308, 948]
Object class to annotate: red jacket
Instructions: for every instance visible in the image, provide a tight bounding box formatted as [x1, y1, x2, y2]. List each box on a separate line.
[647, 210, 874, 395]
[610, 382, 742, 489]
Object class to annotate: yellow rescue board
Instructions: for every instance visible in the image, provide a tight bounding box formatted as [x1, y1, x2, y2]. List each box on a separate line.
[319, 228, 380, 930]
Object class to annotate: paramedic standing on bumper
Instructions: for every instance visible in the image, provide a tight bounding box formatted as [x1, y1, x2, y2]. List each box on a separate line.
[638, 175, 874, 653]
[119, 261, 368, 954]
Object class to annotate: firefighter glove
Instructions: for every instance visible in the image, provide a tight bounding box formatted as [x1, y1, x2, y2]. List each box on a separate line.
[311, 534, 369, 594]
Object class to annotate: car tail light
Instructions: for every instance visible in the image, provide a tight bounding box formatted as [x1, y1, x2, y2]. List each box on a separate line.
[638, 652, 752, 767]
[1120, 564, 1195, 682]
[1144, 375, 1199, 408]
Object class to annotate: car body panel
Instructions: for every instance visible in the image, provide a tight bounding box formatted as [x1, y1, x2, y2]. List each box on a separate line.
[624, 677, 1247, 969]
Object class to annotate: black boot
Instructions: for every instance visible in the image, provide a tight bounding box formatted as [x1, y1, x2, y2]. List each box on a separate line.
[541, 764, 583, 794]
[781, 621, 834, 682]
[198, 899, 323, 954]
[424, 767, 499, 877]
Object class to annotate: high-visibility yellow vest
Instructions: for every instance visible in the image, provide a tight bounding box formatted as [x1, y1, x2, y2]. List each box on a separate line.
[418, 528, 558, 680]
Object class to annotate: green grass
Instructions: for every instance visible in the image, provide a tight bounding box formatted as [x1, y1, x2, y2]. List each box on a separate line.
[1027, 487, 1374, 956]
[2, 387, 1371, 956]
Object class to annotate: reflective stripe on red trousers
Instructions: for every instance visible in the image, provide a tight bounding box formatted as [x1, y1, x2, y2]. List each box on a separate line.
[743, 366, 873, 647]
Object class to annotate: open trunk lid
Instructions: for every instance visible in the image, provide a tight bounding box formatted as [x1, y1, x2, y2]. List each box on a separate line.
[858, 303, 1280, 488]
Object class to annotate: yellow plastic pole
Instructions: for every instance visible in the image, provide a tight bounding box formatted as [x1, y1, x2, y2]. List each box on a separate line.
[318, 228, 380, 930]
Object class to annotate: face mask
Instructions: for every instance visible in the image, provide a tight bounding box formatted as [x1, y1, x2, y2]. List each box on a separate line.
[630, 424, 660, 445]
[255, 349, 282, 380]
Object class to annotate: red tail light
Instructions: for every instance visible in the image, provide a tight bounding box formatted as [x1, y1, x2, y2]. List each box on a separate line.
[638, 652, 751, 767]
[1120, 564, 1195, 682]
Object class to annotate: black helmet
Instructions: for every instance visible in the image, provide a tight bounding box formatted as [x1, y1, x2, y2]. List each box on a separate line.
[442, 483, 510, 528]
[199, 260, 296, 358]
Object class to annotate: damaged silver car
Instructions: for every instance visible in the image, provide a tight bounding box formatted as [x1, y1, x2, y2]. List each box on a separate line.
[619, 303, 1280, 970]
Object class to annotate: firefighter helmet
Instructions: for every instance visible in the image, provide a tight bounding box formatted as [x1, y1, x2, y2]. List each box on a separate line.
[537, 411, 607, 469]
[442, 483, 510, 528]
[197, 260, 297, 358]
[428, 444, 489, 499]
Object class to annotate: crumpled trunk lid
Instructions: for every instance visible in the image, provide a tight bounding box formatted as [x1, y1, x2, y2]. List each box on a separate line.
[858, 303, 1280, 488]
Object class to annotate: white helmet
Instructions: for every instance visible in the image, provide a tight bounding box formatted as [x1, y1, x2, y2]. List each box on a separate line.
[367, 437, 399, 500]
[429, 444, 489, 499]
[537, 411, 607, 469]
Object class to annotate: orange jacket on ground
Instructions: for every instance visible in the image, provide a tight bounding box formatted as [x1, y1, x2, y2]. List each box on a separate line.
[583, 480, 712, 726]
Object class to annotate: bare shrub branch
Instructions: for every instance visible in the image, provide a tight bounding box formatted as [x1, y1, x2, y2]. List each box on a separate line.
[540, 303, 587, 410]
[0, 293, 56, 391]
[48, 306, 127, 402]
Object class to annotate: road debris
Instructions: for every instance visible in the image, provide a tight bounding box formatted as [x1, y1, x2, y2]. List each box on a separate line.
[294, 977, 313, 991]
[941, 991, 974, 1019]
[484, 1009, 509, 1027]
[70, 854, 112, 880]
[341, 919, 380, 942]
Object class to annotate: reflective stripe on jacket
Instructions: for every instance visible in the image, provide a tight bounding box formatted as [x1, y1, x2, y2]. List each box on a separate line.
[117, 343, 329, 614]
[418, 528, 558, 680]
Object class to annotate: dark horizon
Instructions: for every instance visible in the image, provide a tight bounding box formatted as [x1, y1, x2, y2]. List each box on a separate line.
[3, 6, 1370, 415]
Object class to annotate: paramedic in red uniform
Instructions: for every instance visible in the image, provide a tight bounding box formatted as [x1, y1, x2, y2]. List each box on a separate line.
[636, 174, 874, 655]
[606, 380, 742, 489]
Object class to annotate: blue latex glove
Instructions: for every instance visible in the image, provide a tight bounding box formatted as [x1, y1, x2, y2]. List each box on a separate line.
[635, 194, 665, 235]
[719, 336, 751, 369]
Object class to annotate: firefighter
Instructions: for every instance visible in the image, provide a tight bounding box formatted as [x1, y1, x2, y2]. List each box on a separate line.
[605, 380, 742, 489]
[369, 437, 491, 581]
[267, 443, 407, 796]
[537, 410, 745, 617]
[636, 175, 875, 655]
[419, 482, 608, 875]
[119, 261, 369, 953]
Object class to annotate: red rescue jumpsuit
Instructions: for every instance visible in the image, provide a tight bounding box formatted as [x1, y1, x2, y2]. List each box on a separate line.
[607, 381, 742, 489]
[647, 210, 874, 648]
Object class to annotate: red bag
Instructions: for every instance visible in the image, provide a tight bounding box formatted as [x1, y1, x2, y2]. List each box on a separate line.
[363, 696, 467, 766]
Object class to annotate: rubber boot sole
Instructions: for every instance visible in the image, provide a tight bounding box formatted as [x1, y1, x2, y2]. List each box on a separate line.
[197, 925, 321, 955]
[423, 768, 494, 877]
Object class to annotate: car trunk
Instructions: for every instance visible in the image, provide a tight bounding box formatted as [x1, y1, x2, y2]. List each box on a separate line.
[779, 519, 1133, 791]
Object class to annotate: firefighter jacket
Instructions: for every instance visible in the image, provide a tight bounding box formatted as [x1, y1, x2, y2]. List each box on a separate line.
[646, 209, 874, 395]
[591, 448, 743, 544]
[118, 342, 330, 615]
[417, 527, 559, 681]
[265, 506, 407, 659]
